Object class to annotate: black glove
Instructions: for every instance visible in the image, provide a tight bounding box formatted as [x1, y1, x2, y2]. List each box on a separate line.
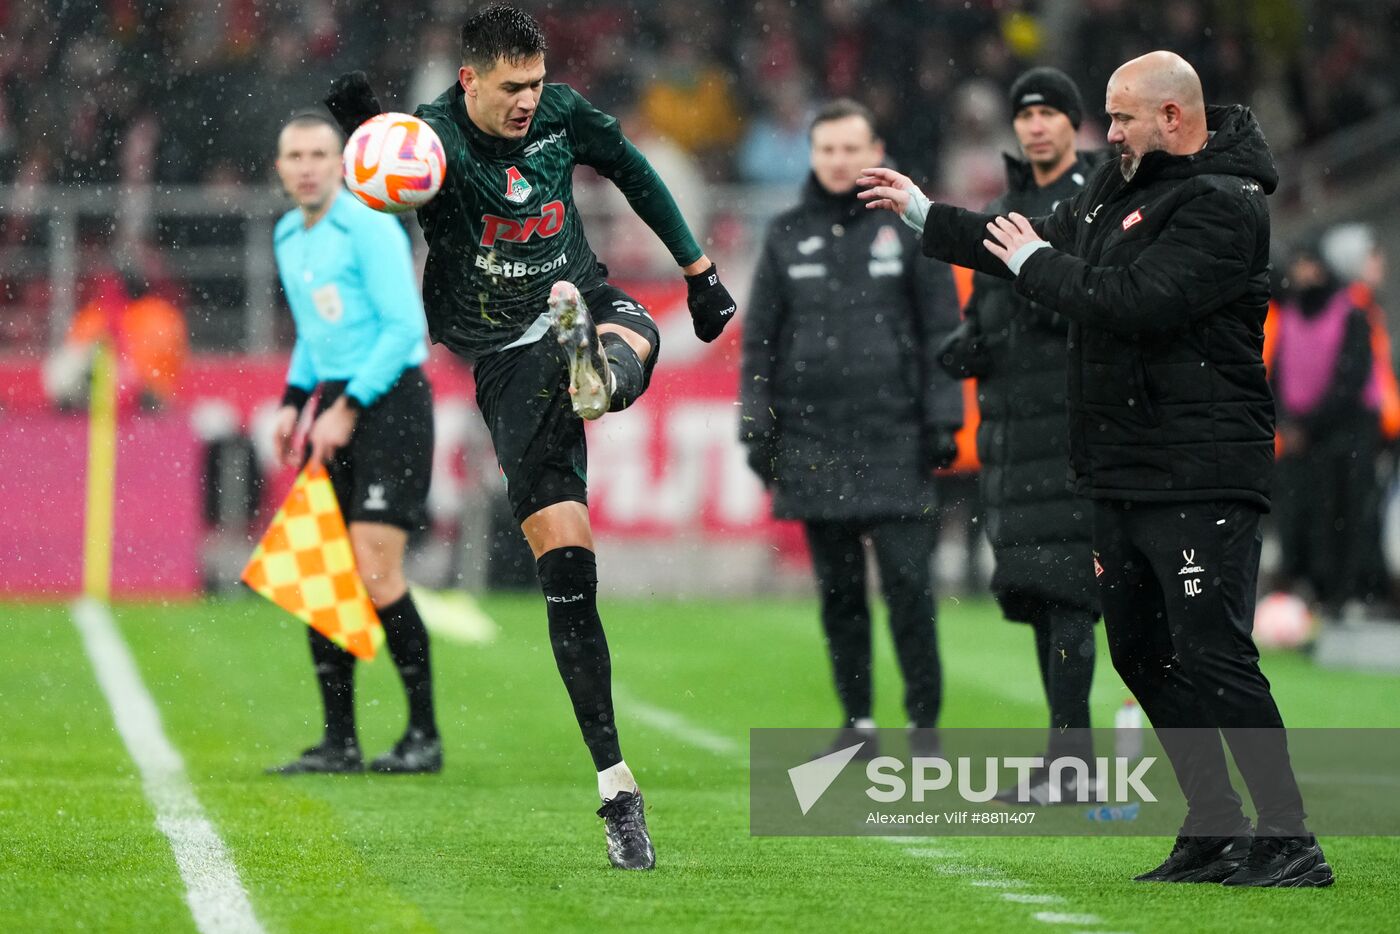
[685, 264, 737, 343]
[922, 428, 961, 473]
[937, 319, 991, 379]
[745, 436, 781, 486]
[324, 71, 383, 136]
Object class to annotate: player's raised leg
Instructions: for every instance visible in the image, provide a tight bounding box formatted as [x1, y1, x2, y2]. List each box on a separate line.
[521, 500, 655, 870]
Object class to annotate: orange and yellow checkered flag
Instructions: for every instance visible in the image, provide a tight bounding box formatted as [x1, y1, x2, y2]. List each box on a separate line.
[241, 463, 383, 660]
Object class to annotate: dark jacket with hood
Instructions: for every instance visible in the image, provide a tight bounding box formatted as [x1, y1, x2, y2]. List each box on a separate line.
[742, 174, 963, 521]
[940, 151, 1107, 620]
[923, 105, 1278, 510]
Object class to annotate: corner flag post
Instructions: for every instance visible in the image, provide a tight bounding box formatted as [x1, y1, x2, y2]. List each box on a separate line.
[83, 342, 118, 601]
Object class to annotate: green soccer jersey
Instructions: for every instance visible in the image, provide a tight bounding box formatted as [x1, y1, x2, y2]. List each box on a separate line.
[414, 83, 703, 361]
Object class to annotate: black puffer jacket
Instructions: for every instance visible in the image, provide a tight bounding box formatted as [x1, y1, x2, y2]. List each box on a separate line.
[923, 105, 1278, 510]
[940, 152, 1107, 619]
[742, 175, 963, 521]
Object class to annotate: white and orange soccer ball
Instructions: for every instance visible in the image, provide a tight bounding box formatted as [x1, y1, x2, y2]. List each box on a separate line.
[1253, 591, 1317, 649]
[342, 113, 446, 214]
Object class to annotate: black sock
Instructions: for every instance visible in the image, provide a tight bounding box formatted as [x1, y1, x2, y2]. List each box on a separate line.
[379, 592, 439, 740]
[536, 546, 621, 770]
[308, 628, 357, 748]
[601, 332, 646, 412]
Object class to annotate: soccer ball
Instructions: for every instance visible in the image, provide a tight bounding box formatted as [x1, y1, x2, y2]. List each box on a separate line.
[1253, 592, 1316, 649]
[342, 113, 446, 214]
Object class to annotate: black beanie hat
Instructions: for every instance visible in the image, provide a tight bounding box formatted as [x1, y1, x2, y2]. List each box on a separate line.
[1009, 67, 1084, 129]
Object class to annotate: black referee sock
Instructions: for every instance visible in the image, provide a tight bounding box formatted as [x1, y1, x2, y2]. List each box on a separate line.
[601, 332, 645, 412]
[378, 592, 439, 740]
[308, 628, 358, 748]
[536, 546, 622, 770]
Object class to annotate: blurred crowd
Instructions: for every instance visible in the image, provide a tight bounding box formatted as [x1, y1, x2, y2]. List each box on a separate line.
[3, 0, 1400, 198]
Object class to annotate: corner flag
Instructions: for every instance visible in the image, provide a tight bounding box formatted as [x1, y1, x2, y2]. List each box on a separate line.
[241, 463, 383, 660]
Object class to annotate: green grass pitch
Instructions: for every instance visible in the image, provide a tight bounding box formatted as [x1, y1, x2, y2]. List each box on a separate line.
[1, 594, 1396, 932]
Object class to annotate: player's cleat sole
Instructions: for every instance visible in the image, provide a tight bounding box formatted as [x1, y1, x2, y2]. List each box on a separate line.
[597, 790, 655, 870]
[266, 741, 364, 775]
[1221, 834, 1335, 887]
[548, 280, 613, 420]
[370, 731, 443, 774]
[1133, 824, 1253, 882]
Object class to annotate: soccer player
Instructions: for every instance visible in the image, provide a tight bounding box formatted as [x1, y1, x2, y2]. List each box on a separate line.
[267, 112, 442, 777]
[323, 4, 737, 870]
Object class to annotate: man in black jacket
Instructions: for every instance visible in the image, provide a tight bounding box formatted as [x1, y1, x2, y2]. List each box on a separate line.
[860, 51, 1332, 887]
[939, 68, 1105, 805]
[742, 100, 962, 753]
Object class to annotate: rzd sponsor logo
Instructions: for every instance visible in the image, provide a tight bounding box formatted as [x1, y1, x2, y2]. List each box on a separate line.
[479, 200, 565, 247]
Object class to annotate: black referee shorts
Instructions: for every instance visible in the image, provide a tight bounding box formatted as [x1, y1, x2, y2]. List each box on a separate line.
[314, 366, 434, 532]
[473, 281, 660, 526]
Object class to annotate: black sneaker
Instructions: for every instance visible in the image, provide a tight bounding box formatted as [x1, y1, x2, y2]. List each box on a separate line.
[993, 766, 1098, 806]
[370, 731, 443, 774]
[1134, 823, 1253, 882]
[265, 740, 363, 775]
[597, 790, 656, 870]
[548, 280, 613, 420]
[1222, 834, 1335, 887]
[907, 726, 942, 760]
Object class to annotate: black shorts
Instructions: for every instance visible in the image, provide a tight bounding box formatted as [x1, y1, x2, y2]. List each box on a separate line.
[474, 281, 660, 525]
[314, 367, 434, 532]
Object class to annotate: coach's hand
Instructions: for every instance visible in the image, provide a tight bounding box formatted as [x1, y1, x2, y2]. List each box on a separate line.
[745, 437, 781, 487]
[308, 396, 359, 466]
[983, 212, 1049, 275]
[324, 71, 383, 136]
[273, 405, 301, 469]
[857, 166, 931, 232]
[684, 259, 737, 342]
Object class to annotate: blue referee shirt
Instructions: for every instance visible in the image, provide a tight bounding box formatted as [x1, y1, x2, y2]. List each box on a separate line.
[274, 189, 428, 407]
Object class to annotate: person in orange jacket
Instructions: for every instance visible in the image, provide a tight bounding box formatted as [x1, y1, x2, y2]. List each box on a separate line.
[43, 267, 188, 411]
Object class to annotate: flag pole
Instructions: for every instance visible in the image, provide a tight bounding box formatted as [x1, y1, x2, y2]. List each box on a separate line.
[83, 342, 118, 601]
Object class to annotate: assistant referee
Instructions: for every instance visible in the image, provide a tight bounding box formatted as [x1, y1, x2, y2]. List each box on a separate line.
[266, 112, 441, 776]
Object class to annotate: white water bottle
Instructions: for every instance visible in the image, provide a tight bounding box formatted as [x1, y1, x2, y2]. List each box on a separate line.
[1114, 698, 1143, 761]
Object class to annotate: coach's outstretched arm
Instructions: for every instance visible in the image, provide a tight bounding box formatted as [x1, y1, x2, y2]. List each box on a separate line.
[857, 167, 1077, 279]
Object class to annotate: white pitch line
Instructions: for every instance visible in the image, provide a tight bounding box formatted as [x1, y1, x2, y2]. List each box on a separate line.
[72, 598, 264, 934]
[614, 685, 743, 757]
[1003, 893, 1067, 904]
[1034, 913, 1104, 926]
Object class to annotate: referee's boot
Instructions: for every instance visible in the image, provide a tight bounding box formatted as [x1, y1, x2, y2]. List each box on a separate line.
[1221, 833, 1335, 887]
[549, 280, 614, 420]
[370, 729, 443, 774]
[266, 739, 363, 775]
[1133, 821, 1253, 882]
[597, 790, 656, 870]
